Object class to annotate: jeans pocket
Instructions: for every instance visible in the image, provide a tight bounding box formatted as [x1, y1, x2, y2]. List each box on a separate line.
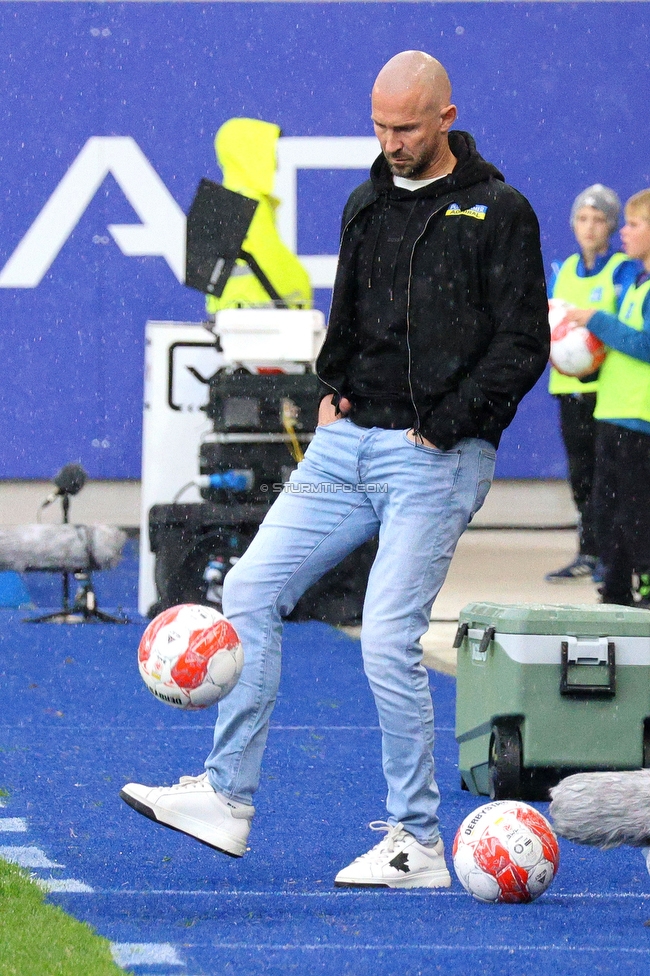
[471, 448, 496, 519]
[402, 431, 459, 455]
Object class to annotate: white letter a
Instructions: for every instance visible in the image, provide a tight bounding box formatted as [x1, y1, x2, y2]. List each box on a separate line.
[0, 136, 186, 287]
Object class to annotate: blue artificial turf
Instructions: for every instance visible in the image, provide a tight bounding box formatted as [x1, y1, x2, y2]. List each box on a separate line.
[0, 571, 31, 608]
[1, 552, 650, 975]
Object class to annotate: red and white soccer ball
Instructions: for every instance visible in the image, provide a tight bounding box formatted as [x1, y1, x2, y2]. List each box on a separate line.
[138, 604, 244, 710]
[452, 800, 560, 903]
[549, 298, 606, 378]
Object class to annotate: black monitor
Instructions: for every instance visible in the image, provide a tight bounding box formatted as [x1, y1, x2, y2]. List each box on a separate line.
[185, 178, 258, 298]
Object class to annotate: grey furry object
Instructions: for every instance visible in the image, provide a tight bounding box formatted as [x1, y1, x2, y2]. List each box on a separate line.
[549, 770, 650, 848]
[0, 524, 127, 572]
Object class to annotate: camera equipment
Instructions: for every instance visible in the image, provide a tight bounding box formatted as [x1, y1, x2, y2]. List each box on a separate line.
[199, 369, 319, 503]
[148, 502, 258, 616]
[26, 464, 129, 624]
[146, 181, 375, 624]
[185, 179, 288, 307]
[149, 364, 376, 625]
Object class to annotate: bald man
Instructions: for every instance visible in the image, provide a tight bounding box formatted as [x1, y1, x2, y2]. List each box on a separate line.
[121, 52, 549, 890]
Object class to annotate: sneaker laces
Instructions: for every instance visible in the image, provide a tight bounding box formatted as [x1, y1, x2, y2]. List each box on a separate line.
[357, 821, 409, 859]
[174, 774, 253, 816]
[174, 773, 209, 789]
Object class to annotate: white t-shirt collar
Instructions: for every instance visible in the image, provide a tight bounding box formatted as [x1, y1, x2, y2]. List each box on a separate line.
[393, 174, 449, 191]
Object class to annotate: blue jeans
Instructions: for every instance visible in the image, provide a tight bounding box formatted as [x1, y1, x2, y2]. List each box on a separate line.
[205, 419, 495, 843]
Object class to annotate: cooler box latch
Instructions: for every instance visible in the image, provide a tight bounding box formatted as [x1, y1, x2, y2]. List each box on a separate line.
[453, 622, 469, 648]
[560, 636, 616, 697]
[478, 626, 496, 656]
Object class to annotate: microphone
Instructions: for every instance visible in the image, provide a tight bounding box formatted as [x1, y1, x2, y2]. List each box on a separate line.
[42, 464, 88, 507]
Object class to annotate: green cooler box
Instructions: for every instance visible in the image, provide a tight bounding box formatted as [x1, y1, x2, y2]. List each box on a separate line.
[455, 602, 650, 800]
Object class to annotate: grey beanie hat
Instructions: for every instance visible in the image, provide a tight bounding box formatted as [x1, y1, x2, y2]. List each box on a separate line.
[570, 184, 621, 231]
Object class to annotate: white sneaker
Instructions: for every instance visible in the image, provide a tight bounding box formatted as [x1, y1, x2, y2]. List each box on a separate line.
[334, 821, 452, 889]
[119, 773, 254, 858]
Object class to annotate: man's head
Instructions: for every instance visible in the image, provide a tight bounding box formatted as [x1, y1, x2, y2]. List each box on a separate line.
[621, 189, 650, 267]
[570, 184, 620, 257]
[371, 51, 457, 180]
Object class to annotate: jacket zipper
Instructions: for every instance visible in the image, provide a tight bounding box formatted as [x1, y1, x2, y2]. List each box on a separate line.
[317, 191, 455, 421]
[315, 200, 377, 402]
[406, 197, 457, 435]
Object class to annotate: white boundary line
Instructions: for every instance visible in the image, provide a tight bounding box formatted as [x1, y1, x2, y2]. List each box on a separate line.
[36, 878, 94, 893]
[0, 846, 64, 868]
[3, 2, 646, 6]
[119, 942, 650, 954]
[0, 720, 454, 732]
[111, 943, 183, 967]
[0, 818, 28, 832]
[57, 888, 650, 900]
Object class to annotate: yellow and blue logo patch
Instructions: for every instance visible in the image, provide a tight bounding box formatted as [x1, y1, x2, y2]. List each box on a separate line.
[445, 203, 488, 220]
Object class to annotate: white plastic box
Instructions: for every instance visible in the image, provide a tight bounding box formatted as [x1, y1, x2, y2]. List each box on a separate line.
[214, 308, 326, 364]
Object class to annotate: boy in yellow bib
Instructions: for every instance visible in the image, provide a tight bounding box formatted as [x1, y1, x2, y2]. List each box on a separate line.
[546, 185, 635, 583]
[568, 189, 650, 605]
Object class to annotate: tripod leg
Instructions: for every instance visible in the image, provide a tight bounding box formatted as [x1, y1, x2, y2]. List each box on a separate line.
[76, 575, 130, 623]
[25, 609, 83, 624]
[24, 561, 130, 624]
[86, 608, 130, 624]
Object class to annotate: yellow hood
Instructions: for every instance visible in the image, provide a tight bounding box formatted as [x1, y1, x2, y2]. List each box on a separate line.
[215, 118, 280, 201]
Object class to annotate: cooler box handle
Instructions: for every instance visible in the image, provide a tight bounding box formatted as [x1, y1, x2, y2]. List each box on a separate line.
[560, 636, 616, 697]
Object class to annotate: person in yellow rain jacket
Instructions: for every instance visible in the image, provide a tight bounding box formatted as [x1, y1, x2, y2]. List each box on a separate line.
[205, 118, 312, 314]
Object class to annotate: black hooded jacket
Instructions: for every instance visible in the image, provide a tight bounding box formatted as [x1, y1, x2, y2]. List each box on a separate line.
[315, 131, 549, 450]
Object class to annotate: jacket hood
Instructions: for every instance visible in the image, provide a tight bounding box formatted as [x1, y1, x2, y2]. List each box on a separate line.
[370, 130, 504, 195]
[215, 117, 280, 200]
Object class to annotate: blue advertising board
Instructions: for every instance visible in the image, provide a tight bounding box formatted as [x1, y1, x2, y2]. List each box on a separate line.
[1, 2, 648, 479]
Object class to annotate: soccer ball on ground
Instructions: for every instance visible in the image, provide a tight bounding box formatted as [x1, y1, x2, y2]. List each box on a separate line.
[138, 603, 244, 710]
[548, 298, 606, 378]
[452, 800, 560, 903]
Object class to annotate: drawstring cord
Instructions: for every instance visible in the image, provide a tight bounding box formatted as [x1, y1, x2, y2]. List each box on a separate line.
[367, 195, 388, 289]
[389, 198, 420, 301]
[366, 194, 422, 301]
